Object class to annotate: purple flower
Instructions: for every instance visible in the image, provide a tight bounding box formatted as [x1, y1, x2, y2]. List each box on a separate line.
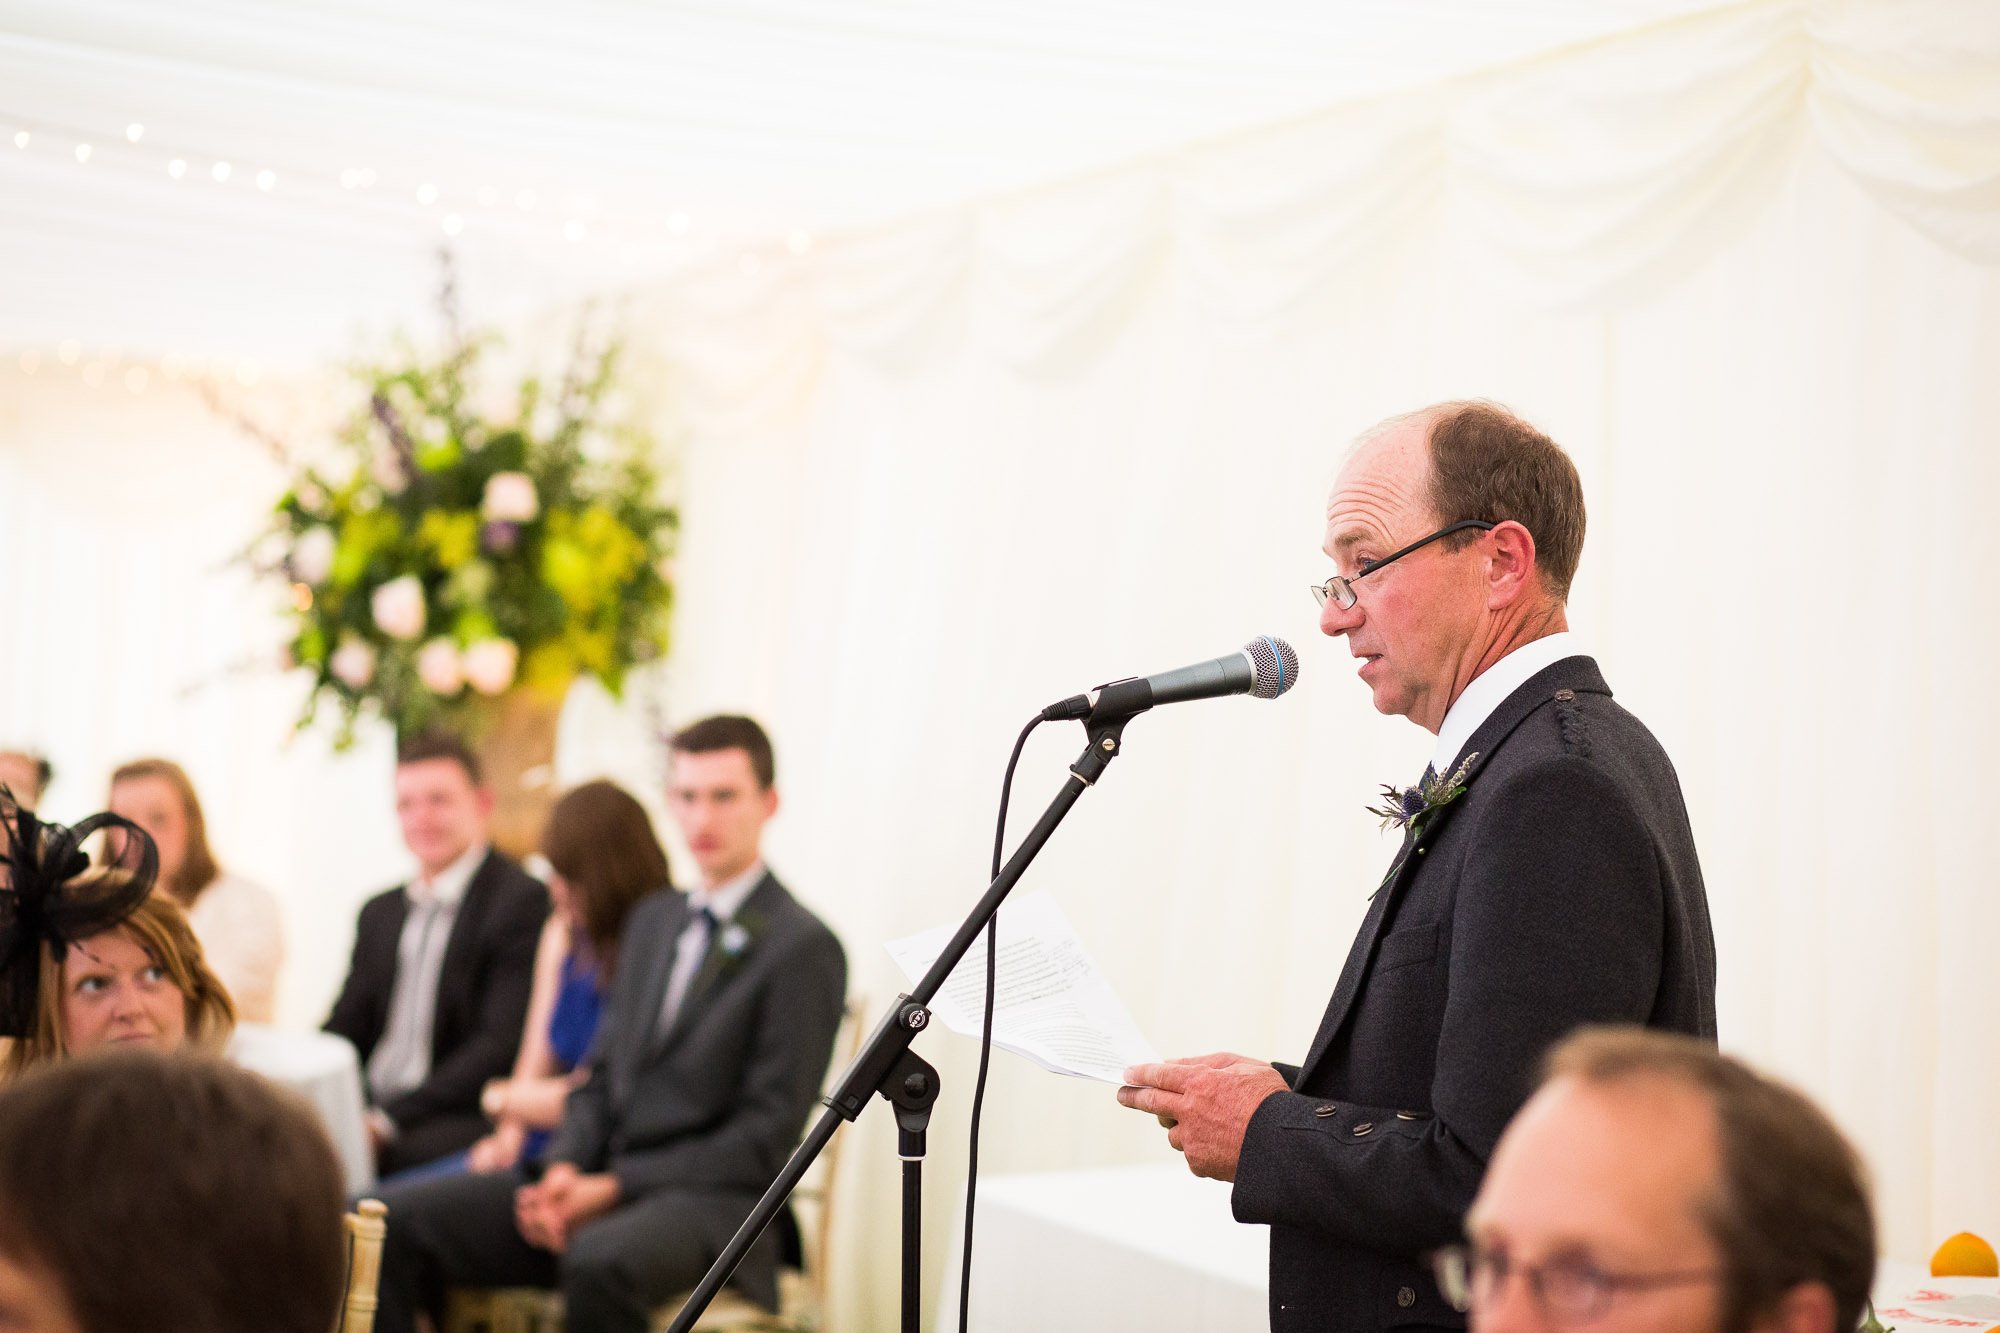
[481, 520, 520, 555]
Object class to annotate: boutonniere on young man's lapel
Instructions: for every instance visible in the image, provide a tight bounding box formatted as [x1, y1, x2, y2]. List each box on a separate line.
[707, 910, 763, 982]
[1366, 753, 1479, 835]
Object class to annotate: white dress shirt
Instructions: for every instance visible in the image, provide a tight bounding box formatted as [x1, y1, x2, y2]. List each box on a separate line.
[656, 860, 765, 1035]
[1430, 632, 1584, 778]
[366, 841, 487, 1110]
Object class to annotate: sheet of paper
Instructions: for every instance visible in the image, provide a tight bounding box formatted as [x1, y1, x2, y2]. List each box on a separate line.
[885, 890, 1158, 1084]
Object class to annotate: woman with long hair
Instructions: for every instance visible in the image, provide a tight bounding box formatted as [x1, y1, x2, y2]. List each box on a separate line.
[107, 758, 283, 1022]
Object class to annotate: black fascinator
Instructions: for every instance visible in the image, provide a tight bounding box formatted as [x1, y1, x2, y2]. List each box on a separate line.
[0, 788, 159, 1039]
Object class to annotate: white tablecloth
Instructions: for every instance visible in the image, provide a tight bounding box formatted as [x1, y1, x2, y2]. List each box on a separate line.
[229, 1024, 375, 1197]
[942, 1163, 1267, 1332]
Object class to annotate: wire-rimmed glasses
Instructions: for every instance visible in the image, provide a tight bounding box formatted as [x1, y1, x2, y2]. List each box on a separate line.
[1311, 519, 1496, 611]
[1429, 1243, 1724, 1324]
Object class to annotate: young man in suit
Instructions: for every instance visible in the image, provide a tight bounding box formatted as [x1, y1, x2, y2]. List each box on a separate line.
[371, 714, 848, 1333]
[325, 731, 549, 1174]
[1119, 402, 1718, 1330]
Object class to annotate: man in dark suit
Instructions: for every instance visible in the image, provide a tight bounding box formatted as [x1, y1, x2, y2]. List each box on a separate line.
[325, 731, 548, 1175]
[1120, 402, 1717, 1330]
[371, 715, 847, 1333]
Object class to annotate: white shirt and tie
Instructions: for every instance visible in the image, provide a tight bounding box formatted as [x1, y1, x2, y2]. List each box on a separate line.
[366, 842, 487, 1127]
[657, 860, 764, 1037]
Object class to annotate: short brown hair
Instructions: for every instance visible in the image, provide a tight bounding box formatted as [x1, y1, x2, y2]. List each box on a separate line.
[540, 780, 672, 977]
[109, 757, 221, 906]
[0, 1050, 345, 1333]
[396, 730, 483, 786]
[1545, 1028, 1875, 1333]
[2, 888, 237, 1078]
[1418, 401, 1586, 601]
[671, 714, 775, 790]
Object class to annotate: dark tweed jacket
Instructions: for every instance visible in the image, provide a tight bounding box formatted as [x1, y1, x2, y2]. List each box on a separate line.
[1233, 656, 1717, 1330]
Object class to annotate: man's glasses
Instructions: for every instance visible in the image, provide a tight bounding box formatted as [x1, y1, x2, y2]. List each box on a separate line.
[1310, 519, 1496, 611]
[1430, 1244, 1724, 1324]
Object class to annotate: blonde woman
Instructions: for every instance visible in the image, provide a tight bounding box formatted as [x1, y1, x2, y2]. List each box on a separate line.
[1, 886, 236, 1076]
[108, 758, 283, 1022]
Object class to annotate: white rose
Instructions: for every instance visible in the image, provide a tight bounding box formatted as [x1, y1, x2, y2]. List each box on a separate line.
[481, 472, 540, 523]
[329, 638, 377, 689]
[463, 638, 519, 696]
[417, 638, 465, 696]
[371, 575, 427, 641]
[292, 526, 337, 585]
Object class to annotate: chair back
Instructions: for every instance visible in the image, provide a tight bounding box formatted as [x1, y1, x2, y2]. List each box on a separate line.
[335, 1198, 388, 1333]
[790, 996, 868, 1319]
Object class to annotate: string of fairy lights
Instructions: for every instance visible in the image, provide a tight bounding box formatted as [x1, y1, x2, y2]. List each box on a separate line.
[2, 108, 819, 391]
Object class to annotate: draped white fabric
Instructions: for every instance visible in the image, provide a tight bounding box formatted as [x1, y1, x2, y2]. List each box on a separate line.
[2, 2, 1998, 1329]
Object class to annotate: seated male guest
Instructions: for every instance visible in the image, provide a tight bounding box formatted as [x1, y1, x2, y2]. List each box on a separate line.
[326, 732, 548, 1174]
[374, 715, 847, 1333]
[1449, 1027, 1873, 1333]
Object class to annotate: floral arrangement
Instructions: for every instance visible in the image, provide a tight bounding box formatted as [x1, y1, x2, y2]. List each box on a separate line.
[255, 283, 678, 745]
[1366, 753, 1478, 833]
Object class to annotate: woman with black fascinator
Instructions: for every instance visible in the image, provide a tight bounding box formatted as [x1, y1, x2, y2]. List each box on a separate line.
[0, 791, 235, 1077]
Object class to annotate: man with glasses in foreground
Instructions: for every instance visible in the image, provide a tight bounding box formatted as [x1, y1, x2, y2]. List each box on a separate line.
[1120, 401, 1718, 1329]
[1443, 1026, 1873, 1333]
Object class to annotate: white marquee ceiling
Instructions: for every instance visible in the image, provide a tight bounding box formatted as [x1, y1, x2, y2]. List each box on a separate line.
[2, 0, 1734, 369]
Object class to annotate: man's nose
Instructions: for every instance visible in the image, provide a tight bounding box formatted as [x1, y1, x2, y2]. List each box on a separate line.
[1320, 595, 1361, 638]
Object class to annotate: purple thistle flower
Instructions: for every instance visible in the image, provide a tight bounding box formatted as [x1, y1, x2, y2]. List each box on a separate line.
[481, 520, 521, 555]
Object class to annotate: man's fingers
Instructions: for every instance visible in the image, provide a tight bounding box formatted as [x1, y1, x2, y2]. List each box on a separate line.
[1122, 1062, 1195, 1093]
[1155, 1114, 1177, 1129]
[1116, 1084, 1184, 1117]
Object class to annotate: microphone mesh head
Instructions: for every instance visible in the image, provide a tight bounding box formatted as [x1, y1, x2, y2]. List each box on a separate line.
[1243, 636, 1299, 700]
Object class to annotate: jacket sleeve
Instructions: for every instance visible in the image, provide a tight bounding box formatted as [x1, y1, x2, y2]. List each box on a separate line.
[323, 894, 387, 1062]
[1234, 754, 1667, 1253]
[605, 925, 847, 1201]
[382, 876, 548, 1128]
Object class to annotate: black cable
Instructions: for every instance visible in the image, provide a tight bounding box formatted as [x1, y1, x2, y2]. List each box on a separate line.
[957, 714, 1041, 1333]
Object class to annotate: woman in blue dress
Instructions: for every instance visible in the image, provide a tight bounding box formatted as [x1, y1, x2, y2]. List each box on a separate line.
[457, 779, 671, 1178]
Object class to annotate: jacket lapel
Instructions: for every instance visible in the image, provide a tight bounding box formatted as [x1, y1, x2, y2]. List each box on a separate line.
[634, 892, 693, 1062]
[651, 873, 783, 1056]
[1294, 657, 1609, 1084]
[428, 850, 495, 1041]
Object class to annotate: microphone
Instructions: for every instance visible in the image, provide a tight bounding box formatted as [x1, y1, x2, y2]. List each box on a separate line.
[1040, 636, 1300, 723]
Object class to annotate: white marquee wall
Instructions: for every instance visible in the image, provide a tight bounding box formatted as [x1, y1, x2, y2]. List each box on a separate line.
[1, 1, 1997, 1327]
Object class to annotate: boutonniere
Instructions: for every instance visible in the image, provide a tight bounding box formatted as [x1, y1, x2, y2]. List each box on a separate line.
[1365, 753, 1478, 834]
[708, 909, 765, 980]
[717, 921, 753, 960]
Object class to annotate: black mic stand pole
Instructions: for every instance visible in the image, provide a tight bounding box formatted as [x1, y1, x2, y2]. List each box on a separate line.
[665, 703, 1143, 1333]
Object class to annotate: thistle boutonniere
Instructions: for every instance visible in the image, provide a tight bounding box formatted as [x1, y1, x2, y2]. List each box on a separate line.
[705, 909, 765, 986]
[1366, 753, 1478, 834]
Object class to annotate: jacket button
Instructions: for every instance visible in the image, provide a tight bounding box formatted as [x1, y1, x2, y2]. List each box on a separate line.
[1416, 846, 1427, 855]
[1395, 1111, 1419, 1120]
[1311, 1103, 1338, 1118]
[1352, 1121, 1375, 1136]
[1555, 688, 1575, 702]
[1397, 1286, 1416, 1308]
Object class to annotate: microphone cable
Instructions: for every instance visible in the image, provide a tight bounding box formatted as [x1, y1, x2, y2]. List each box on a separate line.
[957, 712, 1042, 1333]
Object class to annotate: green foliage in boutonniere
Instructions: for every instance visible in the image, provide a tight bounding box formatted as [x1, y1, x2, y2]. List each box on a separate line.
[706, 909, 765, 986]
[1366, 753, 1479, 834]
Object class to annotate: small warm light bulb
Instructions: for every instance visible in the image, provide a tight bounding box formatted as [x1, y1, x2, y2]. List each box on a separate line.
[17, 349, 41, 375]
[256, 169, 276, 191]
[125, 123, 144, 143]
[416, 182, 439, 206]
[73, 143, 92, 163]
[124, 366, 150, 392]
[57, 340, 81, 366]
[786, 229, 813, 255]
[167, 158, 187, 179]
[441, 213, 464, 236]
[211, 161, 231, 182]
[11, 131, 27, 150]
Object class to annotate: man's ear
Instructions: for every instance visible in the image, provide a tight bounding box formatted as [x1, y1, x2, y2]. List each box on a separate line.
[1749, 1281, 1837, 1333]
[1484, 519, 1539, 610]
[761, 785, 780, 820]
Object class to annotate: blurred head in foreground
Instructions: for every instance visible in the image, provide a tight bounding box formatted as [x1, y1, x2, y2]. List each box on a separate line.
[0, 1050, 344, 1333]
[1447, 1026, 1873, 1333]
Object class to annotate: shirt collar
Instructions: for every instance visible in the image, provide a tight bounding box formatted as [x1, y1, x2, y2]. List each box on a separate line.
[1432, 632, 1583, 776]
[409, 841, 487, 909]
[688, 860, 765, 924]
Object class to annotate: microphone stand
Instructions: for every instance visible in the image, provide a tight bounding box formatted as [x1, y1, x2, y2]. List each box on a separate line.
[665, 705, 1141, 1333]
